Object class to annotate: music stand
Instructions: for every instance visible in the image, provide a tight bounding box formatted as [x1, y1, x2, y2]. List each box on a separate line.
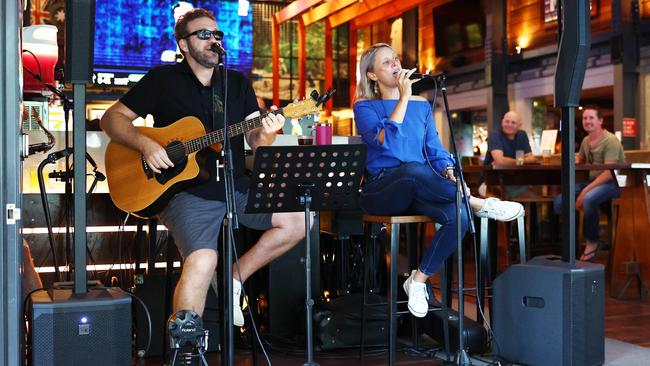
[247, 144, 367, 366]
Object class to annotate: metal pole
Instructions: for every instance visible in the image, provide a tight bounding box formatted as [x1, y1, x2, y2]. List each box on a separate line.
[560, 107, 576, 264]
[302, 191, 318, 366]
[1, 0, 25, 363]
[73, 83, 88, 293]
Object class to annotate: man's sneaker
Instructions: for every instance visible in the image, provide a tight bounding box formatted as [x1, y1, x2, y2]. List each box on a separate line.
[233, 279, 244, 327]
[402, 270, 429, 318]
[475, 197, 524, 222]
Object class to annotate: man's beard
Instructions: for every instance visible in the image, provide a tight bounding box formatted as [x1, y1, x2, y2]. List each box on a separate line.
[187, 42, 219, 68]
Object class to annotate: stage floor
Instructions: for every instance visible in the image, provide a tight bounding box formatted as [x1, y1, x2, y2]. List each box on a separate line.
[132, 247, 650, 366]
[135, 347, 453, 365]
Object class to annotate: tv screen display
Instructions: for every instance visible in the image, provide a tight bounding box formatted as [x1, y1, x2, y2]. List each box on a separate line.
[94, 0, 252, 76]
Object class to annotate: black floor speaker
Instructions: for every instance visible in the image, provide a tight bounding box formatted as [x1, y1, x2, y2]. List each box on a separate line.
[493, 255, 605, 366]
[29, 287, 131, 366]
[133, 269, 221, 357]
[419, 307, 488, 354]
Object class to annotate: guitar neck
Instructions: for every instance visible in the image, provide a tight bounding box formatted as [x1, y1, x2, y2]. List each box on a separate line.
[184, 109, 284, 154]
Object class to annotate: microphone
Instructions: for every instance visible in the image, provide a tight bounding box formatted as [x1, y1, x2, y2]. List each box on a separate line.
[210, 43, 227, 56]
[409, 72, 440, 80]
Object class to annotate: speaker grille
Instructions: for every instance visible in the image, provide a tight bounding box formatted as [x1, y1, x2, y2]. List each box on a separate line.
[493, 256, 605, 366]
[30, 288, 131, 366]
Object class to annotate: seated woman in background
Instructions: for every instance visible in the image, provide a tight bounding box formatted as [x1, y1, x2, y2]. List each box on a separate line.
[353, 43, 524, 317]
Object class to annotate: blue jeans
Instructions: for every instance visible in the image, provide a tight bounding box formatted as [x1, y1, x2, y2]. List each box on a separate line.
[553, 180, 620, 243]
[360, 162, 470, 275]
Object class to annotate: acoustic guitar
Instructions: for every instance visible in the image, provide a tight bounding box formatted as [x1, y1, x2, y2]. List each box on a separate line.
[105, 89, 334, 218]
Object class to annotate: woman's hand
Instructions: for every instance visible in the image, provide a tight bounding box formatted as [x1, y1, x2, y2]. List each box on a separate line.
[396, 68, 417, 101]
[444, 167, 471, 196]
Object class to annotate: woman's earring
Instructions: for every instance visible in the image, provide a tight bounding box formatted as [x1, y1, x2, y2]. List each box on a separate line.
[373, 82, 378, 95]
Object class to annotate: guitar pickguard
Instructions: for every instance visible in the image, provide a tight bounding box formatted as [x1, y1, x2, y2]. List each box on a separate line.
[155, 140, 189, 185]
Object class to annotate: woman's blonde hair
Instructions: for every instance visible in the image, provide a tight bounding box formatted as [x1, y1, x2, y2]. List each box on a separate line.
[355, 43, 394, 101]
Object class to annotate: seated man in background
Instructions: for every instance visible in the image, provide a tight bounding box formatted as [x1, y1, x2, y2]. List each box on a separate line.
[479, 111, 536, 196]
[484, 111, 535, 166]
[553, 105, 625, 261]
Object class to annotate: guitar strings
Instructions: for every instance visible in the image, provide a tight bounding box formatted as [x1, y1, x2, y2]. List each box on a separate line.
[163, 107, 287, 157]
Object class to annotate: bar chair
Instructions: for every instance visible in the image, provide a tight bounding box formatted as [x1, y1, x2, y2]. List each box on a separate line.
[358, 214, 444, 365]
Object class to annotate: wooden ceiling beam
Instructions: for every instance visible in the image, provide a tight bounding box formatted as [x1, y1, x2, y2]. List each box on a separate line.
[301, 0, 358, 27]
[274, 0, 323, 25]
[328, 0, 393, 29]
[351, 0, 450, 30]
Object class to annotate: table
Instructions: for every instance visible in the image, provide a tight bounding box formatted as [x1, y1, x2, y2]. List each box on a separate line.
[610, 165, 650, 298]
[464, 163, 649, 297]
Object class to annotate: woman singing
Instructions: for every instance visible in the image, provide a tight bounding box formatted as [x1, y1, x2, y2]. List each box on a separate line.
[354, 43, 524, 317]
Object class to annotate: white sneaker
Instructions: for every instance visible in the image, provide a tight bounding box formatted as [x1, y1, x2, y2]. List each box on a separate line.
[402, 270, 429, 318]
[475, 197, 524, 222]
[233, 279, 244, 327]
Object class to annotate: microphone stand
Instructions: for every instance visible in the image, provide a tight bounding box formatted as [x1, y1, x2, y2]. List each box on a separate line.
[37, 148, 73, 283]
[214, 49, 237, 366]
[39, 149, 105, 283]
[437, 74, 475, 366]
[24, 66, 76, 279]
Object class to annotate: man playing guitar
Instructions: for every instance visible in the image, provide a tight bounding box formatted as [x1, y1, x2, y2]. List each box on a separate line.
[100, 7, 307, 353]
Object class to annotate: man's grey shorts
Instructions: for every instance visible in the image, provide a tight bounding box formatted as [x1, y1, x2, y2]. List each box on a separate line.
[157, 191, 273, 258]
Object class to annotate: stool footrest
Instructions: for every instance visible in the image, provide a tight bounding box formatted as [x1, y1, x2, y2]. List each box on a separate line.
[362, 214, 432, 224]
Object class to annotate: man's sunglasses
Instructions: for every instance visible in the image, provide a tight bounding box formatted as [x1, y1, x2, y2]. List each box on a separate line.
[184, 29, 224, 41]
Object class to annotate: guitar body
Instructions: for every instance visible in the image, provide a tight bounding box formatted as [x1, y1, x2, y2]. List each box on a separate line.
[105, 116, 219, 218]
[104, 89, 334, 218]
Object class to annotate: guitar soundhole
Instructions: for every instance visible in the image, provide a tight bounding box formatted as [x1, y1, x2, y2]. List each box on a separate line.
[154, 140, 188, 185]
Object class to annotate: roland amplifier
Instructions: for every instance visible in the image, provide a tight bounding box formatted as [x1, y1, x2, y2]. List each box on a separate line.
[29, 287, 131, 366]
[493, 255, 605, 366]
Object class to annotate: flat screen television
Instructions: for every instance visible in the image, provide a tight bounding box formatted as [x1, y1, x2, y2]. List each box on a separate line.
[93, 0, 252, 78]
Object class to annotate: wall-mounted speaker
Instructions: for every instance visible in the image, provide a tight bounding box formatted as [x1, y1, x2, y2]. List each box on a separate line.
[64, 0, 96, 83]
[554, 0, 591, 107]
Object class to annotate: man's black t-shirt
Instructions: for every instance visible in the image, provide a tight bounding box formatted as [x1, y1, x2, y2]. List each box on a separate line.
[120, 60, 259, 201]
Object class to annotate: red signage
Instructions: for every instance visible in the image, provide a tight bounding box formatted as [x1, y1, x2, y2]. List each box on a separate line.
[622, 118, 637, 137]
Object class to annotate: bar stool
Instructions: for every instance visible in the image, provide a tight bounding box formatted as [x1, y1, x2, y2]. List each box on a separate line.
[475, 214, 526, 328]
[359, 214, 442, 365]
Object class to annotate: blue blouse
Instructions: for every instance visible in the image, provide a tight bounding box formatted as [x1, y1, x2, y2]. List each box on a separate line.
[353, 99, 454, 176]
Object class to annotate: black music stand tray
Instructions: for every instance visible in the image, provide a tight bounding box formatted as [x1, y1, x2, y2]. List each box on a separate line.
[246, 144, 367, 366]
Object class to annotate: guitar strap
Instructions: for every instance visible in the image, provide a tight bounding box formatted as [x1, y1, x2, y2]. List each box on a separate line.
[211, 68, 225, 133]
[211, 68, 227, 181]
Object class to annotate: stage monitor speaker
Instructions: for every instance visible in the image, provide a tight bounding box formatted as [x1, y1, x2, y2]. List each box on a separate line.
[268, 222, 320, 336]
[493, 255, 605, 366]
[29, 287, 131, 366]
[420, 307, 487, 354]
[133, 269, 221, 357]
[554, 0, 591, 107]
[65, 0, 96, 83]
